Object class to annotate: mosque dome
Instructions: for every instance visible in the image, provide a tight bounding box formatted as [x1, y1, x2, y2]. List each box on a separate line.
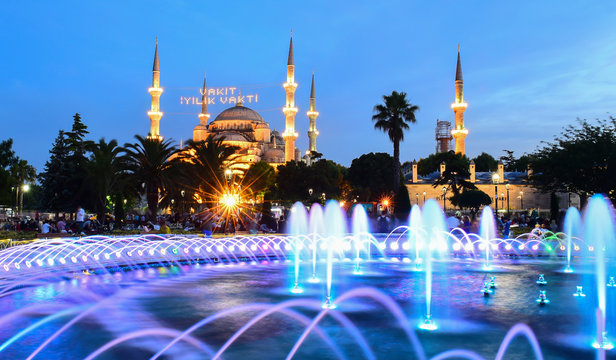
[263, 147, 285, 163]
[192, 123, 209, 142]
[213, 104, 265, 123]
[217, 131, 251, 142]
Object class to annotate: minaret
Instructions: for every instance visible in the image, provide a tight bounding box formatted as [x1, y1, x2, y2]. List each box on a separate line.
[451, 44, 468, 155]
[307, 70, 319, 153]
[282, 31, 298, 162]
[147, 38, 163, 141]
[193, 72, 210, 142]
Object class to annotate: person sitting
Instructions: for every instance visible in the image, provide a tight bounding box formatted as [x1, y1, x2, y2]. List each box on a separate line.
[159, 219, 171, 234]
[57, 218, 67, 233]
[41, 221, 51, 234]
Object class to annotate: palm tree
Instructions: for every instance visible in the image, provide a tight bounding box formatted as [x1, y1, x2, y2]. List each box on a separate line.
[10, 159, 37, 214]
[123, 135, 179, 217]
[372, 91, 419, 190]
[179, 135, 239, 203]
[85, 138, 126, 222]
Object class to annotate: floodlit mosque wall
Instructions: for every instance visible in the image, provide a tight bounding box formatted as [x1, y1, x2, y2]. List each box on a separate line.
[406, 183, 581, 213]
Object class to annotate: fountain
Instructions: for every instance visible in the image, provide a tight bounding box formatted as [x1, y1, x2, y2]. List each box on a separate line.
[536, 290, 550, 305]
[482, 282, 493, 297]
[563, 207, 581, 273]
[351, 204, 369, 275]
[289, 202, 308, 294]
[0, 195, 615, 359]
[308, 203, 324, 283]
[536, 274, 547, 285]
[478, 206, 497, 271]
[573, 286, 586, 297]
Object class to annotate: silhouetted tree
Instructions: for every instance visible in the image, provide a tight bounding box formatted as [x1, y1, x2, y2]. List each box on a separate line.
[372, 91, 419, 190]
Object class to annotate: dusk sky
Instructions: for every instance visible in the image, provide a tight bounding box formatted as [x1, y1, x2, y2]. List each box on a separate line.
[1, 1, 615, 171]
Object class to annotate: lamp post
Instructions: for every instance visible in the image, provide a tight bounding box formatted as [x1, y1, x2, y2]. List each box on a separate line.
[520, 191, 524, 210]
[423, 191, 426, 205]
[501, 193, 505, 211]
[492, 173, 500, 214]
[180, 190, 185, 214]
[416, 193, 419, 205]
[442, 186, 447, 212]
[20, 184, 30, 215]
[506, 184, 510, 216]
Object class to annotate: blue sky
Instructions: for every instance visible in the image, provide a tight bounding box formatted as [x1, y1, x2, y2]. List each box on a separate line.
[1, 1, 615, 171]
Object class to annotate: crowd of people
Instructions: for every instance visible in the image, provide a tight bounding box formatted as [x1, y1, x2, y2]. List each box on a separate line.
[1, 204, 564, 240]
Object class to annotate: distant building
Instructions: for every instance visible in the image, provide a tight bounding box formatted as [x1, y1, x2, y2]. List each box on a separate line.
[144, 32, 320, 172]
[405, 47, 579, 213]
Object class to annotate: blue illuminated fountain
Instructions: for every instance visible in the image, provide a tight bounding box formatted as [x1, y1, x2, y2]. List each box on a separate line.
[0, 195, 614, 359]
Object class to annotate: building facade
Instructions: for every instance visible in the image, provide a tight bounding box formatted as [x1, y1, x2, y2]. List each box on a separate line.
[145, 33, 320, 172]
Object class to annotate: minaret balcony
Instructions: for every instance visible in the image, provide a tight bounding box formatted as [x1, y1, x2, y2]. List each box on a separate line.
[451, 102, 468, 109]
[283, 81, 297, 91]
[147, 134, 164, 141]
[198, 113, 211, 122]
[307, 110, 320, 117]
[283, 106, 298, 115]
[451, 129, 469, 136]
[148, 87, 164, 95]
[147, 111, 163, 119]
[282, 130, 299, 139]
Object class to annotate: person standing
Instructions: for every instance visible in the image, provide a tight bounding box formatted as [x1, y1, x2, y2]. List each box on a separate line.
[76, 206, 85, 235]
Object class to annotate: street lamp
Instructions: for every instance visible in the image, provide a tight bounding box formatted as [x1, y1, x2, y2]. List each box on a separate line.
[423, 191, 426, 205]
[520, 191, 524, 210]
[506, 183, 510, 215]
[308, 188, 313, 197]
[224, 169, 233, 182]
[442, 186, 447, 212]
[20, 184, 30, 215]
[492, 173, 500, 214]
[415, 193, 419, 205]
[501, 193, 505, 211]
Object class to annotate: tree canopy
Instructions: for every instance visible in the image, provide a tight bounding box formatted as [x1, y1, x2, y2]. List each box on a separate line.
[472, 152, 497, 172]
[530, 117, 616, 203]
[347, 152, 397, 202]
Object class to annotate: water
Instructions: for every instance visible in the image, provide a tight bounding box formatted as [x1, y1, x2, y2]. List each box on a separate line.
[0, 198, 615, 359]
[0, 259, 598, 359]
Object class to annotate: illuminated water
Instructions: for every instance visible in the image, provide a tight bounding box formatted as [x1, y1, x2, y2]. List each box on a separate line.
[0, 197, 614, 359]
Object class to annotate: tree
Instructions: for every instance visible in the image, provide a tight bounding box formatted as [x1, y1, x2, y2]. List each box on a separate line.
[65, 113, 92, 211]
[550, 192, 560, 222]
[454, 190, 492, 219]
[500, 150, 532, 172]
[85, 138, 126, 221]
[178, 135, 239, 206]
[347, 152, 397, 202]
[530, 117, 616, 204]
[244, 161, 276, 198]
[372, 91, 419, 190]
[472, 152, 498, 172]
[417, 151, 459, 176]
[0, 139, 17, 205]
[123, 135, 179, 217]
[39, 130, 74, 214]
[10, 159, 37, 213]
[393, 185, 411, 220]
[274, 159, 344, 204]
[432, 152, 476, 201]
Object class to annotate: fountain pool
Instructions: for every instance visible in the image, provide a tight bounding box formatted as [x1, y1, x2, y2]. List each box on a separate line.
[0, 195, 613, 359]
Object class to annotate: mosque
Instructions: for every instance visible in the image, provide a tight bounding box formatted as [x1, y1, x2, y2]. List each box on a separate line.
[404, 47, 580, 213]
[145, 33, 320, 172]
